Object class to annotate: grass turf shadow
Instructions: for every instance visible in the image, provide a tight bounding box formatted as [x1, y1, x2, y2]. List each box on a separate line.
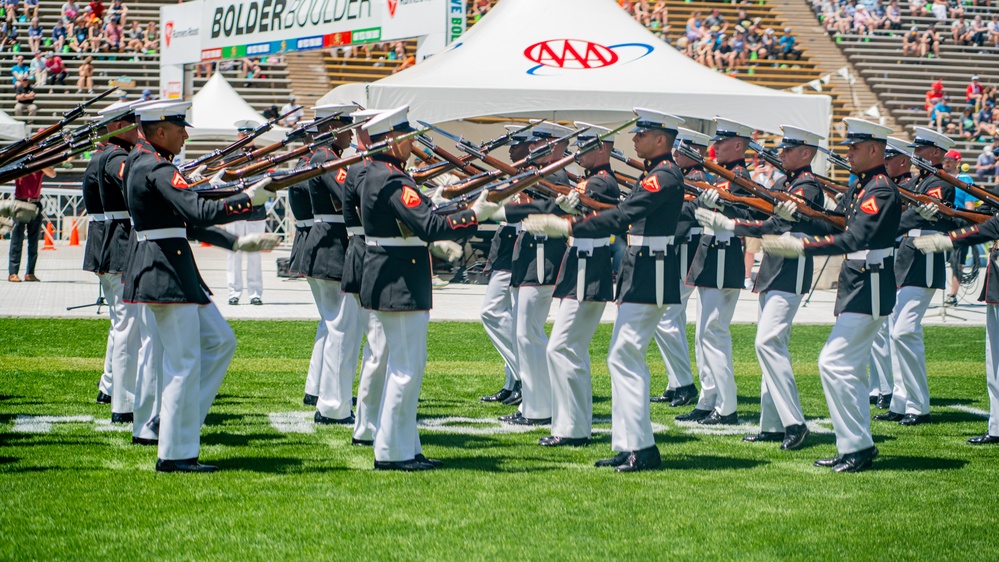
[875, 456, 968, 471]
[210, 456, 346, 474]
[661, 455, 769, 471]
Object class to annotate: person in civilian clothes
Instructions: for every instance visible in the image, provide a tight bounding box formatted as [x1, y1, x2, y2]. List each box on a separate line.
[224, 120, 267, 306]
[358, 106, 503, 471]
[697, 125, 828, 450]
[122, 100, 276, 472]
[8, 165, 55, 283]
[762, 118, 901, 472]
[524, 108, 686, 472]
[650, 127, 711, 407]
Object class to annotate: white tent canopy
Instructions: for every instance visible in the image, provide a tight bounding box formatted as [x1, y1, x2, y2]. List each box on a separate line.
[0, 109, 28, 142]
[188, 72, 287, 142]
[337, 0, 830, 141]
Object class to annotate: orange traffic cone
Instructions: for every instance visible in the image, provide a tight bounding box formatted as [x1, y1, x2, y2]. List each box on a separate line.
[68, 219, 80, 246]
[42, 222, 56, 250]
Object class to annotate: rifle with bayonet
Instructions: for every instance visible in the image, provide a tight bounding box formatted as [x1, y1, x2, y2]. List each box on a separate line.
[200, 112, 342, 174]
[683, 179, 774, 216]
[179, 105, 302, 173]
[903, 147, 999, 209]
[411, 120, 542, 182]
[748, 140, 849, 201]
[678, 141, 846, 230]
[0, 87, 116, 165]
[611, 148, 646, 172]
[0, 125, 132, 185]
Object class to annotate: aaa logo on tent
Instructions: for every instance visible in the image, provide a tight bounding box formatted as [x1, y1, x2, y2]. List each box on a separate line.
[524, 39, 654, 75]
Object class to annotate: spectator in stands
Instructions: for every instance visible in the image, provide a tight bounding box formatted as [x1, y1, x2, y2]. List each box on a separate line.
[393, 52, 416, 74]
[869, 1, 887, 29]
[123, 20, 142, 52]
[925, 79, 945, 118]
[705, 8, 728, 35]
[969, 15, 987, 48]
[832, 8, 853, 35]
[103, 15, 123, 52]
[921, 23, 941, 58]
[910, 0, 931, 16]
[279, 95, 302, 127]
[10, 54, 30, 84]
[44, 52, 66, 86]
[62, 0, 79, 22]
[968, 75, 984, 107]
[69, 22, 88, 52]
[932, 94, 957, 133]
[715, 36, 736, 71]
[953, 17, 973, 46]
[139, 88, 153, 101]
[26, 17, 42, 52]
[87, 18, 103, 52]
[977, 144, 997, 182]
[14, 75, 38, 124]
[3, 0, 20, 23]
[76, 55, 93, 93]
[143, 21, 157, 52]
[75, 6, 94, 29]
[930, 0, 948, 20]
[947, 0, 965, 18]
[746, 26, 766, 60]
[52, 19, 67, 52]
[685, 10, 706, 42]
[885, 0, 902, 30]
[107, 0, 127, 24]
[88, 0, 104, 20]
[974, 101, 996, 138]
[28, 51, 46, 85]
[1, 20, 19, 51]
[761, 27, 778, 58]
[471, 0, 491, 22]
[989, 14, 999, 47]
[853, 6, 873, 34]
[960, 107, 977, 140]
[903, 24, 921, 55]
[24, 0, 39, 20]
[778, 27, 802, 59]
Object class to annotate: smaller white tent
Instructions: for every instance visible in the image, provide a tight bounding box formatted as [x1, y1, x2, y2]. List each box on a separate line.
[0, 109, 28, 142]
[188, 72, 287, 142]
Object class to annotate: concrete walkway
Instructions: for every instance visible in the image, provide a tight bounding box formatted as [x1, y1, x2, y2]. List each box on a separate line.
[0, 241, 987, 326]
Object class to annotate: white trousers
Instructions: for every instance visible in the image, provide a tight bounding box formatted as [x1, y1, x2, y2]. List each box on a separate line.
[353, 298, 389, 443]
[818, 312, 887, 454]
[548, 299, 605, 439]
[97, 273, 116, 395]
[756, 290, 806, 432]
[888, 286, 935, 416]
[133, 305, 161, 441]
[514, 285, 555, 419]
[694, 287, 740, 415]
[607, 302, 666, 451]
[304, 278, 327, 397]
[373, 310, 429, 462]
[314, 279, 362, 419]
[106, 274, 139, 415]
[481, 270, 519, 388]
[985, 305, 999, 437]
[225, 220, 264, 300]
[149, 301, 235, 461]
[868, 321, 894, 396]
[653, 282, 695, 390]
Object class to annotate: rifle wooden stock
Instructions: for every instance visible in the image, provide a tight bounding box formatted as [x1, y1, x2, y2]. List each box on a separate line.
[413, 158, 472, 182]
[701, 159, 845, 230]
[426, 144, 487, 176]
[218, 142, 317, 182]
[897, 186, 992, 225]
[439, 170, 505, 198]
[611, 150, 645, 172]
[932, 168, 999, 209]
[477, 153, 615, 211]
[0, 87, 114, 164]
[614, 171, 638, 188]
[684, 180, 774, 216]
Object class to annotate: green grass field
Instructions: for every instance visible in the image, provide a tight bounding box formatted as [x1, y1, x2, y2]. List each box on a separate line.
[1, 318, 997, 561]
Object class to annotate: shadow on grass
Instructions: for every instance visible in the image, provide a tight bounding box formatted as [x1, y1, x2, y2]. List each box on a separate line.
[201, 432, 287, 447]
[0, 394, 12, 401]
[928, 412, 989, 424]
[420, 432, 511, 449]
[205, 412, 252, 427]
[440, 455, 563, 473]
[662, 455, 768, 471]
[876, 456, 968, 471]
[930, 397, 976, 406]
[211, 456, 342, 474]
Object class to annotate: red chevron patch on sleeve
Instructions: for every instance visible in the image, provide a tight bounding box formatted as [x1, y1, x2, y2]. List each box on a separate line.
[575, 179, 588, 194]
[401, 185, 421, 208]
[171, 172, 188, 189]
[926, 186, 943, 200]
[336, 168, 348, 183]
[642, 175, 661, 192]
[716, 181, 730, 192]
[860, 196, 879, 215]
[118, 162, 125, 179]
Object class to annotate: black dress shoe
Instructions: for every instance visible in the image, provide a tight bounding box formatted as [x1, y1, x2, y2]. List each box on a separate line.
[869, 394, 878, 405]
[502, 383, 523, 405]
[314, 411, 355, 425]
[814, 456, 843, 468]
[156, 458, 218, 473]
[539, 435, 590, 447]
[374, 459, 435, 471]
[111, 412, 134, 424]
[250, 297, 262, 305]
[228, 297, 239, 305]
[669, 384, 698, 407]
[780, 424, 810, 450]
[414, 454, 444, 468]
[616, 446, 662, 473]
[698, 411, 738, 425]
[650, 388, 675, 403]
[743, 431, 784, 443]
[595, 451, 631, 467]
[832, 446, 878, 473]
[876, 393, 892, 409]
[675, 408, 712, 422]
[96, 391, 111, 404]
[508, 415, 551, 426]
[873, 411, 904, 422]
[351, 438, 373, 446]
[899, 414, 931, 426]
[498, 411, 524, 423]
[481, 388, 513, 403]
[131, 436, 158, 446]
[303, 393, 318, 406]
[967, 434, 999, 445]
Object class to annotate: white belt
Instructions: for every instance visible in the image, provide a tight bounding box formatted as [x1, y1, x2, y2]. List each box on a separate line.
[89, 213, 106, 222]
[628, 235, 674, 306]
[568, 237, 610, 251]
[136, 227, 186, 242]
[703, 227, 733, 289]
[365, 236, 426, 247]
[702, 226, 734, 244]
[908, 229, 939, 286]
[105, 210, 130, 221]
[535, 234, 547, 282]
[313, 214, 344, 224]
[847, 247, 893, 319]
[296, 219, 315, 228]
[845, 247, 893, 265]
[907, 229, 938, 237]
[781, 232, 808, 295]
[687, 227, 703, 238]
[569, 237, 610, 300]
[346, 226, 364, 237]
[510, 222, 523, 233]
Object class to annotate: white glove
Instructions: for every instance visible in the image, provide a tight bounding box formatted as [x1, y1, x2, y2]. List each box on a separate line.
[522, 214, 571, 238]
[470, 190, 502, 222]
[916, 202, 939, 222]
[431, 185, 448, 206]
[555, 190, 582, 215]
[694, 207, 734, 232]
[1, 199, 39, 222]
[698, 189, 724, 210]
[0, 216, 13, 237]
[491, 205, 507, 223]
[232, 232, 281, 252]
[188, 164, 208, 182]
[822, 194, 839, 211]
[244, 177, 273, 206]
[430, 240, 464, 263]
[761, 234, 805, 258]
[913, 233, 953, 254]
[775, 199, 799, 222]
[834, 191, 844, 203]
[209, 170, 228, 187]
